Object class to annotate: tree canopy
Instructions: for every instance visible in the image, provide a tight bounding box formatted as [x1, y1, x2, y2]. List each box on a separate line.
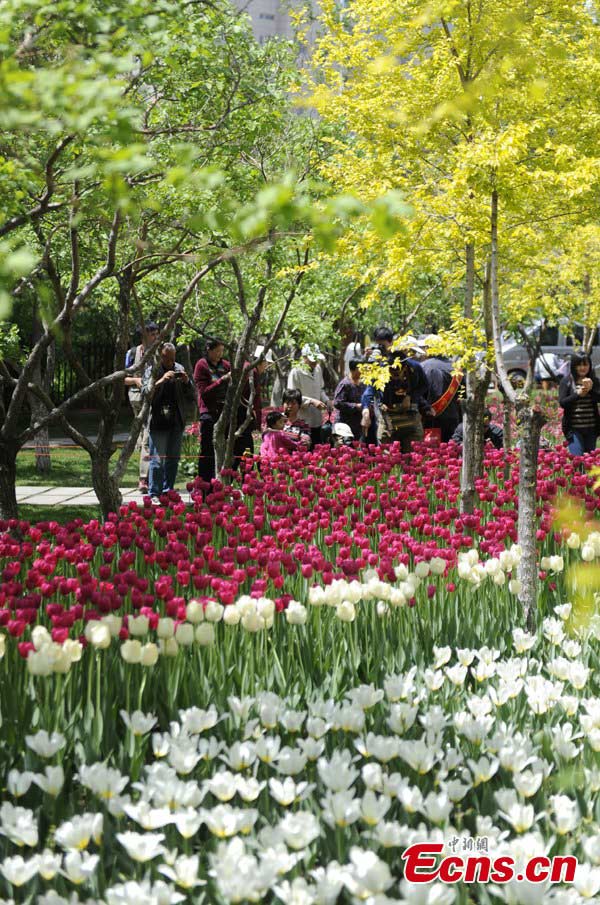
[303, 0, 600, 352]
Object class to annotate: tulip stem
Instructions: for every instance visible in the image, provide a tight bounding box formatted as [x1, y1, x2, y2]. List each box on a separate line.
[94, 652, 102, 751]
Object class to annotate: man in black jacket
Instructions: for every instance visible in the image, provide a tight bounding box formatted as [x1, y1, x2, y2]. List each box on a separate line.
[421, 348, 464, 442]
[364, 352, 432, 452]
[451, 409, 503, 449]
[142, 343, 194, 500]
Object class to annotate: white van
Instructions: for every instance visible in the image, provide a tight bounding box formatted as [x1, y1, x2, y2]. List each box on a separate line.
[502, 322, 600, 386]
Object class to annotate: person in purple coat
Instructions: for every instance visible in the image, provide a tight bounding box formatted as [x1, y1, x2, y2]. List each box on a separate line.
[333, 358, 365, 440]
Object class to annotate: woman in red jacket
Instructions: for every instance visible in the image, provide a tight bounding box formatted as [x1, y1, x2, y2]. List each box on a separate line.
[194, 339, 230, 484]
[193, 339, 263, 484]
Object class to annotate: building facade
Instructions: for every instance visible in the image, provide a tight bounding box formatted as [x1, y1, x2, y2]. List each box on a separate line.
[233, 0, 325, 44]
[234, 0, 295, 41]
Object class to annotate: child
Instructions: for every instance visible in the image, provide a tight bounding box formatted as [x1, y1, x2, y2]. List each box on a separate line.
[260, 411, 306, 459]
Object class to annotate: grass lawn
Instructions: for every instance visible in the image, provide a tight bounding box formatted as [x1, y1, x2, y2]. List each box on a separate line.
[17, 409, 200, 488]
[20, 504, 102, 524]
[17, 409, 201, 489]
[16, 409, 139, 487]
[16, 447, 140, 487]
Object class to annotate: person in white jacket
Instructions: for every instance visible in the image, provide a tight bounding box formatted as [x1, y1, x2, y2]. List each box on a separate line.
[344, 340, 362, 376]
[287, 344, 331, 448]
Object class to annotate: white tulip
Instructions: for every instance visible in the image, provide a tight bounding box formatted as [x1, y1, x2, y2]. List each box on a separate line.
[186, 599, 204, 623]
[25, 730, 65, 758]
[157, 617, 175, 639]
[7, 769, 34, 797]
[60, 850, 99, 883]
[117, 831, 165, 862]
[32, 625, 51, 650]
[140, 642, 159, 666]
[86, 622, 111, 649]
[33, 765, 64, 797]
[120, 639, 142, 664]
[120, 709, 156, 735]
[414, 561, 430, 578]
[285, 601, 307, 625]
[175, 622, 194, 646]
[205, 600, 224, 622]
[336, 600, 356, 622]
[0, 854, 40, 886]
[128, 615, 149, 636]
[159, 638, 179, 657]
[101, 614, 122, 637]
[223, 605, 241, 626]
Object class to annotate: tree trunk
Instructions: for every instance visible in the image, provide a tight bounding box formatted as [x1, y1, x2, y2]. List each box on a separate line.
[95, 399, 125, 520]
[502, 395, 514, 482]
[213, 406, 230, 478]
[485, 187, 542, 626]
[502, 395, 513, 451]
[460, 241, 490, 514]
[29, 394, 51, 474]
[178, 344, 192, 376]
[583, 274, 594, 354]
[516, 403, 545, 630]
[338, 324, 355, 377]
[218, 254, 274, 476]
[29, 312, 55, 474]
[0, 442, 19, 520]
[460, 369, 489, 514]
[29, 351, 52, 475]
[271, 357, 286, 407]
[91, 449, 123, 520]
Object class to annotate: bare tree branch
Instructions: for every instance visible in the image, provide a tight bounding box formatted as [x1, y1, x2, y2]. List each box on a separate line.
[440, 17, 468, 86]
[19, 252, 227, 443]
[0, 136, 74, 238]
[66, 181, 80, 303]
[71, 209, 122, 315]
[229, 256, 248, 318]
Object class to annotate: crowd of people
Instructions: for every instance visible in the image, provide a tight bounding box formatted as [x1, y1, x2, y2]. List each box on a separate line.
[124, 324, 600, 500]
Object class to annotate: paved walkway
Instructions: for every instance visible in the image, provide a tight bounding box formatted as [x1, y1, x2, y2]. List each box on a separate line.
[17, 486, 193, 506]
[20, 433, 193, 505]
[23, 432, 131, 448]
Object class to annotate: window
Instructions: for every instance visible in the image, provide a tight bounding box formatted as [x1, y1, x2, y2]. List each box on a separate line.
[539, 325, 558, 345]
[565, 324, 583, 346]
[565, 325, 598, 347]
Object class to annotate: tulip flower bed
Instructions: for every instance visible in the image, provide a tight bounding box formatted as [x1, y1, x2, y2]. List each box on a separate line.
[5, 625, 600, 904]
[0, 441, 600, 903]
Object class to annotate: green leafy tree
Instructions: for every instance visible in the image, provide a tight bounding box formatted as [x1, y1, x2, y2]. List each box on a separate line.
[1, 0, 402, 518]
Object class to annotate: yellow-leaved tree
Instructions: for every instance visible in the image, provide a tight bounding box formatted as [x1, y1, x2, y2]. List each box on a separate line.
[303, 0, 600, 625]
